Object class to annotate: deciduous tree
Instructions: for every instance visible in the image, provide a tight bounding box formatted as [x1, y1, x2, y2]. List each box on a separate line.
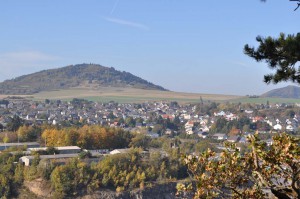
[179, 133, 300, 198]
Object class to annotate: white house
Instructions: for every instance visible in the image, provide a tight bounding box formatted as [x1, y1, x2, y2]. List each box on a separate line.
[266, 139, 273, 146]
[198, 132, 208, 138]
[199, 125, 210, 132]
[185, 121, 194, 128]
[183, 114, 191, 120]
[286, 125, 294, 132]
[245, 110, 253, 114]
[273, 123, 282, 131]
[212, 133, 228, 140]
[226, 113, 238, 121]
[164, 129, 172, 135]
[215, 111, 226, 117]
[186, 129, 194, 135]
[110, 148, 130, 155]
[265, 119, 273, 127]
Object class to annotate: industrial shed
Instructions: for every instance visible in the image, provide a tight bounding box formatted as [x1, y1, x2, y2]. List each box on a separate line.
[19, 153, 79, 166]
[27, 146, 81, 154]
[0, 142, 40, 151]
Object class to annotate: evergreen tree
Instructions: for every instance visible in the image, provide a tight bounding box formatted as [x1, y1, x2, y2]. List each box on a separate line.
[7, 115, 23, 132]
[244, 33, 300, 84]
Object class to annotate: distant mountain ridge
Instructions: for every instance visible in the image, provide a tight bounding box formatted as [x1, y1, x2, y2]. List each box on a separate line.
[261, 85, 300, 99]
[0, 64, 167, 94]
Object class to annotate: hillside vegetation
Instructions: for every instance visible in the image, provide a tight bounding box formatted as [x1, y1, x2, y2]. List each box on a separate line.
[0, 125, 187, 198]
[0, 64, 167, 94]
[261, 85, 300, 99]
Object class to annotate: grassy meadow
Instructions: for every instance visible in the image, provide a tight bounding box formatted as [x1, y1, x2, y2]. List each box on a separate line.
[229, 97, 300, 104]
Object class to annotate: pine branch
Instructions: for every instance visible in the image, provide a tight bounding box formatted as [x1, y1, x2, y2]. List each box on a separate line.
[290, 0, 300, 11]
[294, 3, 300, 11]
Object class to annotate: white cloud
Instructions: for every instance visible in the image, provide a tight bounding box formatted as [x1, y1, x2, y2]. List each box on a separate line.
[0, 51, 60, 81]
[104, 17, 150, 31]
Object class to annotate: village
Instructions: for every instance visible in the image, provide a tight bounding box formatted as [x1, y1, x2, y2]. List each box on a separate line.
[0, 97, 299, 140]
[0, 97, 299, 160]
[0, 97, 299, 198]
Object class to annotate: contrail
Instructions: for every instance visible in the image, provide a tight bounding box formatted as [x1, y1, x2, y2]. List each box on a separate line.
[110, 0, 119, 15]
[105, 17, 150, 31]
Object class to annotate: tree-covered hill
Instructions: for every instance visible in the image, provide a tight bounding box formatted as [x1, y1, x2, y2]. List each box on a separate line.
[261, 85, 300, 99]
[0, 64, 167, 94]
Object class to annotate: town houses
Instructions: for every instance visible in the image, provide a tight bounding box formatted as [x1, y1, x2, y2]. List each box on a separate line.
[0, 97, 299, 143]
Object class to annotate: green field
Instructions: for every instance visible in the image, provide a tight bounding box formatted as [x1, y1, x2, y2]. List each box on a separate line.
[229, 97, 300, 104]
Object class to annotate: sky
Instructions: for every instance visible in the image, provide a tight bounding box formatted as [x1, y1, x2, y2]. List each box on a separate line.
[0, 0, 299, 95]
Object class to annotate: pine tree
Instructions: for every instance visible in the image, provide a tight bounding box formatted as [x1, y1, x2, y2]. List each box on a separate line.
[244, 33, 300, 84]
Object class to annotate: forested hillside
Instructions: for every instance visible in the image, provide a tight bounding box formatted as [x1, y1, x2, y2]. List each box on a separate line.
[0, 64, 167, 94]
[0, 125, 187, 198]
[261, 85, 300, 98]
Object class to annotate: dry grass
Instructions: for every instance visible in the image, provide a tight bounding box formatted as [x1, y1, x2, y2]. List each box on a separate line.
[0, 95, 30, 99]
[30, 87, 241, 103]
[1, 87, 298, 104]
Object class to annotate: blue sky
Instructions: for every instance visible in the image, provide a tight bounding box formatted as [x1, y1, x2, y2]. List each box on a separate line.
[0, 0, 299, 95]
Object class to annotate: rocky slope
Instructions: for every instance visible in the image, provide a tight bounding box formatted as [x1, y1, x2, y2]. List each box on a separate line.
[23, 179, 180, 199]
